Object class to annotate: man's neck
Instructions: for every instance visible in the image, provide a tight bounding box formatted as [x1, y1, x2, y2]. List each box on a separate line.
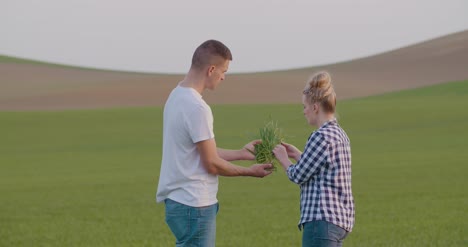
[179, 71, 205, 94]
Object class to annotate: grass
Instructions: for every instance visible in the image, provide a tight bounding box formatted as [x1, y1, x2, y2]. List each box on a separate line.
[249, 119, 285, 171]
[0, 55, 71, 67]
[0, 55, 43, 64]
[0, 55, 156, 74]
[0, 80, 467, 246]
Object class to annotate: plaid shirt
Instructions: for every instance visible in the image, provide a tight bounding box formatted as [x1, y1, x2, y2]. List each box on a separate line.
[287, 119, 355, 232]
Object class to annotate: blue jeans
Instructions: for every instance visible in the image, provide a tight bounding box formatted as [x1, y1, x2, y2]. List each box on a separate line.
[302, 221, 349, 247]
[165, 199, 219, 247]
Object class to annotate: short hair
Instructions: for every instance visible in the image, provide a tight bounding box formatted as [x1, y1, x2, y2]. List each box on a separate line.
[191, 40, 232, 70]
[303, 71, 337, 113]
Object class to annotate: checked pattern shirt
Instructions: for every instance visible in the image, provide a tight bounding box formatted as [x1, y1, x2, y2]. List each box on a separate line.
[287, 119, 355, 232]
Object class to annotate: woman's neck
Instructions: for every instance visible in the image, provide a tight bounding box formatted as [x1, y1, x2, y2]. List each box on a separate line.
[316, 113, 335, 127]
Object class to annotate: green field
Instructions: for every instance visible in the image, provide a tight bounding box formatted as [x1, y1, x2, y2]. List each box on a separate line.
[1, 81, 467, 246]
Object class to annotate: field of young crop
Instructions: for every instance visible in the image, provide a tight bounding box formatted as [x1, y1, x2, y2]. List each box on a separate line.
[1, 80, 467, 246]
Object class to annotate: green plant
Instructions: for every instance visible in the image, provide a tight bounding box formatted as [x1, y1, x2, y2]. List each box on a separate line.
[247, 119, 285, 171]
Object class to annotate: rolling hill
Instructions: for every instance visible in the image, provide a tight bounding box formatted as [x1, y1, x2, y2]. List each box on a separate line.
[1, 30, 467, 110]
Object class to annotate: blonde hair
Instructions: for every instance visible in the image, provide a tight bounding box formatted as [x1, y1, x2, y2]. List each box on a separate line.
[303, 71, 336, 113]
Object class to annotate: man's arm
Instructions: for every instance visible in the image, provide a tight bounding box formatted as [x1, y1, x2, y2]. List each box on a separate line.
[216, 140, 259, 161]
[197, 139, 272, 177]
[217, 148, 245, 161]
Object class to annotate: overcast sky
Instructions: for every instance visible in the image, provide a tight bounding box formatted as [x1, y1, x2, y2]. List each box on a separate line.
[2, 0, 467, 73]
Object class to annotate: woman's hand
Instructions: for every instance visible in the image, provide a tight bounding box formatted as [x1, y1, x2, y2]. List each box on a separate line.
[280, 142, 302, 161]
[273, 144, 292, 170]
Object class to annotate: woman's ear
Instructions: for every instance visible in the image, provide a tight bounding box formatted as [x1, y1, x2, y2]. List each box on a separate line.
[313, 103, 319, 113]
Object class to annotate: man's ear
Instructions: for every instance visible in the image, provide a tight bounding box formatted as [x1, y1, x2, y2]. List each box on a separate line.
[207, 65, 215, 76]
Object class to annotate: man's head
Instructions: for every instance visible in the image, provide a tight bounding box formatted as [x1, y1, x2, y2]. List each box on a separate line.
[191, 40, 232, 90]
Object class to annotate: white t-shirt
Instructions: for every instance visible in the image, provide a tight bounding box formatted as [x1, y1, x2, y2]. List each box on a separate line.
[156, 86, 218, 207]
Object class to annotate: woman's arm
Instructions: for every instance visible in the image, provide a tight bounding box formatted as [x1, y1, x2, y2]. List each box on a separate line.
[274, 132, 328, 185]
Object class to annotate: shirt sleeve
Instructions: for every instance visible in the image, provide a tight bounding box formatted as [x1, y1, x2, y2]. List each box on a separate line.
[287, 131, 328, 185]
[186, 104, 215, 143]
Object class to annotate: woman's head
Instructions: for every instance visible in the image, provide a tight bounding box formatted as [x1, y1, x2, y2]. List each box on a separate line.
[302, 71, 336, 126]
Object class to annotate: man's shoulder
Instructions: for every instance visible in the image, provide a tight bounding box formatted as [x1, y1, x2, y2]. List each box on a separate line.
[166, 90, 210, 115]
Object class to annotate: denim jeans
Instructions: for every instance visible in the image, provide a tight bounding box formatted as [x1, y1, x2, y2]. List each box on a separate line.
[302, 220, 349, 247]
[165, 199, 219, 247]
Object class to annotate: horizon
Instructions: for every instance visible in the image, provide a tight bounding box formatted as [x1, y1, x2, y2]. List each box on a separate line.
[1, 30, 466, 75]
[2, 0, 468, 74]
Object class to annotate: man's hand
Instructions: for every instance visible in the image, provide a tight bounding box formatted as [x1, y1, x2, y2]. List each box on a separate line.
[248, 163, 273, 177]
[241, 139, 262, 160]
[280, 142, 302, 161]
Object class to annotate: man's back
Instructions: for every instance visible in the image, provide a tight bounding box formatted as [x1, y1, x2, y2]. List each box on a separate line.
[156, 86, 218, 207]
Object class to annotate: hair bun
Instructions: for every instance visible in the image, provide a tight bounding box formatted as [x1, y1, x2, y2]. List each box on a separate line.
[309, 71, 331, 89]
[304, 71, 336, 113]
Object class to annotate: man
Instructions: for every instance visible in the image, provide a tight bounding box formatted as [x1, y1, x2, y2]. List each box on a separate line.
[156, 40, 273, 247]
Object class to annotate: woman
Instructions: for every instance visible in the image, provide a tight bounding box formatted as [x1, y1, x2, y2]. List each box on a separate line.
[273, 71, 355, 247]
